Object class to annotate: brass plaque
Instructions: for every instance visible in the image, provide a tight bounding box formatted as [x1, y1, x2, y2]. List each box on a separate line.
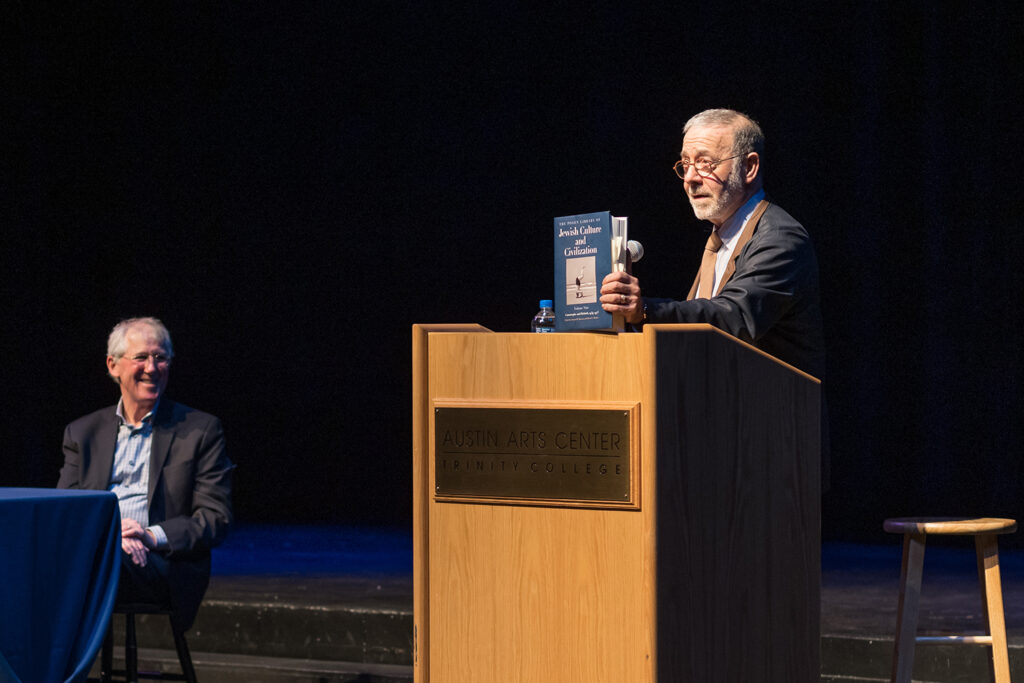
[434, 406, 631, 504]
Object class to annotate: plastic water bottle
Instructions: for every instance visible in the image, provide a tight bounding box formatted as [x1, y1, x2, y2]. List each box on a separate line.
[531, 300, 556, 333]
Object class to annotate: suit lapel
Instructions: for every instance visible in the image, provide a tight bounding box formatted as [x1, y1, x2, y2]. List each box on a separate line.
[718, 199, 770, 291]
[148, 400, 175, 503]
[86, 409, 119, 491]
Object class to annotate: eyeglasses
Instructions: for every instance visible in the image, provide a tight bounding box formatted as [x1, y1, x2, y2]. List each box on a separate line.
[673, 153, 745, 179]
[124, 353, 172, 368]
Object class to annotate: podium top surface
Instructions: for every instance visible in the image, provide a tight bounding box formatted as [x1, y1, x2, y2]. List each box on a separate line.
[413, 322, 819, 384]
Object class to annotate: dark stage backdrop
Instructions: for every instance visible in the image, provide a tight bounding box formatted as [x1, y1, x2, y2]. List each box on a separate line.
[4, 4, 1022, 545]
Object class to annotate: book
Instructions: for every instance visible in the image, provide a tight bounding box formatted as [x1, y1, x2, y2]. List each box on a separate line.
[553, 211, 628, 332]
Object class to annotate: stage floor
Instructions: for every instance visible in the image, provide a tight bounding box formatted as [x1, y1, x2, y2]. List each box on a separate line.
[208, 524, 1024, 637]
[102, 526, 1024, 682]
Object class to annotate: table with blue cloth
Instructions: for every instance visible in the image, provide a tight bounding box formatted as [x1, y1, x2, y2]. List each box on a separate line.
[0, 488, 121, 683]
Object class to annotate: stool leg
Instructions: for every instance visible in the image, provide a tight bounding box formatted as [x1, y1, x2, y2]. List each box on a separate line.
[171, 628, 198, 683]
[891, 532, 925, 683]
[976, 534, 1011, 683]
[125, 613, 138, 683]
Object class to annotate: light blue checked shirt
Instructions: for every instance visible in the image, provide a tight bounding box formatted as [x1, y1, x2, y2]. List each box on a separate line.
[110, 399, 169, 548]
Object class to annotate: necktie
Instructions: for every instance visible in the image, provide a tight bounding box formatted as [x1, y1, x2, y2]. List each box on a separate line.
[697, 230, 723, 299]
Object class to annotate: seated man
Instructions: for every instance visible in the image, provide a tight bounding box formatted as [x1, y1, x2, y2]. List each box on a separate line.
[58, 317, 233, 631]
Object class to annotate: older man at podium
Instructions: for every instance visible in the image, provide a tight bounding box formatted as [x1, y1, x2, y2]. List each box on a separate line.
[600, 108, 825, 382]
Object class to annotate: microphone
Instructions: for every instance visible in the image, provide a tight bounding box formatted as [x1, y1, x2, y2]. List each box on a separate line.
[627, 240, 644, 263]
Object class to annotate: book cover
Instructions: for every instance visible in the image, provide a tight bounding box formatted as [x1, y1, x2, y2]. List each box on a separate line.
[553, 211, 628, 332]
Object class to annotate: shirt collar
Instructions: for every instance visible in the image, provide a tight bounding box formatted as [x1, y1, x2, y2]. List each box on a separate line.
[115, 398, 158, 429]
[716, 188, 766, 246]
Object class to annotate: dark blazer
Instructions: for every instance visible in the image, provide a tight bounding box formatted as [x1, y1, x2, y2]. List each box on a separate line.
[646, 202, 825, 380]
[58, 399, 234, 630]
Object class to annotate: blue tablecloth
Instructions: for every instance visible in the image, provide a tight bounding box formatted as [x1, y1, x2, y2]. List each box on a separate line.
[0, 488, 120, 683]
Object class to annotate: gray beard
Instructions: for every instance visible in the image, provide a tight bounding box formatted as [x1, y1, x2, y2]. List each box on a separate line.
[689, 164, 745, 223]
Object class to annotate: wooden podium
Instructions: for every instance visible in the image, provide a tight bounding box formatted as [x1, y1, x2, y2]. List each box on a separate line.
[412, 323, 821, 682]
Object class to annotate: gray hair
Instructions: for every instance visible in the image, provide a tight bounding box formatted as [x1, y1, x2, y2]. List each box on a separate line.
[683, 108, 765, 157]
[107, 317, 174, 360]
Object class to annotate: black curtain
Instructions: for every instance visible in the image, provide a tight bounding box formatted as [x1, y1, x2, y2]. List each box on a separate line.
[4, 3, 1022, 543]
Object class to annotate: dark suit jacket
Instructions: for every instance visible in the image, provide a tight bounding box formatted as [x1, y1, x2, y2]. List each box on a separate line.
[646, 202, 825, 380]
[646, 201, 829, 489]
[58, 399, 234, 630]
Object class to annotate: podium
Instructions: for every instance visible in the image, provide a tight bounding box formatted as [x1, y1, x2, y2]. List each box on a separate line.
[412, 323, 820, 682]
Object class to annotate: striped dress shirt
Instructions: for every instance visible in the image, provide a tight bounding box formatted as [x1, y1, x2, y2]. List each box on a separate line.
[109, 400, 168, 548]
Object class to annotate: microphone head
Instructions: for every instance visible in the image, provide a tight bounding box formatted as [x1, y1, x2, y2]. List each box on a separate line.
[627, 240, 644, 263]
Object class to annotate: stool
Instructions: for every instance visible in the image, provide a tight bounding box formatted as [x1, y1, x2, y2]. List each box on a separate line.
[100, 603, 197, 683]
[884, 517, 1017, 683]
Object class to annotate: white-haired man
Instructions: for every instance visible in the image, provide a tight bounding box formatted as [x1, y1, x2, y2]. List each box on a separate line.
[58, 317, 233, 631]
[600, 108, 825, 380]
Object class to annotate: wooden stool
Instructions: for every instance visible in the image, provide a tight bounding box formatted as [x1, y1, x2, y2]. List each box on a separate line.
[883, 517, 1017, 683]
[100, 603, 197, 683]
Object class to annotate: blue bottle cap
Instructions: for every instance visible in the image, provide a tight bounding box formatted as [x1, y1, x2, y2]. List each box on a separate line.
[540, 300, 553, 308]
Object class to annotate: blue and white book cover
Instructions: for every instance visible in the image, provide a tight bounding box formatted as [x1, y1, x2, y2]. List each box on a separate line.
[553, 211, 627, 332]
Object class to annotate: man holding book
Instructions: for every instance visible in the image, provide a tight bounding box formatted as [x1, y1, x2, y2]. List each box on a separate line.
[599, 108, 825, 381]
